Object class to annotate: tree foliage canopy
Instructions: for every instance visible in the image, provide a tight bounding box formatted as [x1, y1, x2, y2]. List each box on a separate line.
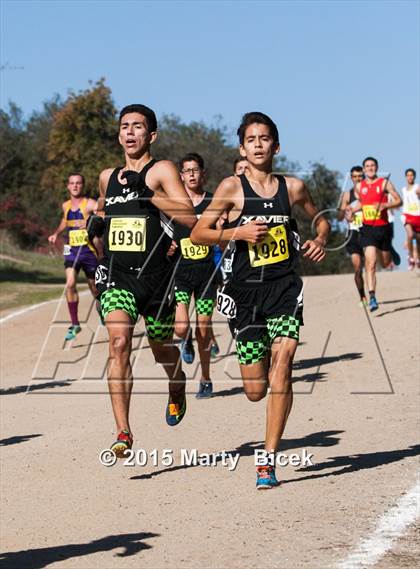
[0, 80, 350, 274]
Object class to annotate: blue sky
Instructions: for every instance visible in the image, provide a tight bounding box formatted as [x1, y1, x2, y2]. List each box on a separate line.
[1, 0, 419, 261]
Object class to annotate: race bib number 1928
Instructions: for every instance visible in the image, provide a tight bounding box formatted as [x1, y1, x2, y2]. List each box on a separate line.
[248, 224, 289, 268]
[216, 290, 237, 319]
[108, 217, 146, 252]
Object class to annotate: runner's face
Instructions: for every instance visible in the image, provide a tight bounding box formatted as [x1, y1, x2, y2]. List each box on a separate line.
[351, 172, 363, 186]
[240, 123, 279, 166]
[363, 160, 378, 179]
[406, 172, 415, 185]
[67, 175, 84, 197]
[180, 160, 205, 191]
[235, 160, 248, 176]
[118, 113, 155, 156]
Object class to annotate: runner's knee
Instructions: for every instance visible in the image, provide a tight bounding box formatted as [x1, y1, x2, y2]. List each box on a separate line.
[109, 334, 131, 361]
[175, 320, 189, 338]
[244, 388, 267, 402]
[195, 319, 211, 341]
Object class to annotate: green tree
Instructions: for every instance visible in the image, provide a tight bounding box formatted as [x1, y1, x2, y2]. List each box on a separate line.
[42, 79, 119, 200]
[154, 115, 238, 190]
[0, 99, 63, 247]
[294, 162, 351, 275]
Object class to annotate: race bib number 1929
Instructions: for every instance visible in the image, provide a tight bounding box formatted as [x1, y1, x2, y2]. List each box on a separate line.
[180, 238, 209, 260]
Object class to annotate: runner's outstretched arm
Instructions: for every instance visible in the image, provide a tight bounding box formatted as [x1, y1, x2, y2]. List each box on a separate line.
[149, 160, 197, 228]
[48, 204, 67, 244]
[191, 178, 269, 246]
[382, 179, 402, 210]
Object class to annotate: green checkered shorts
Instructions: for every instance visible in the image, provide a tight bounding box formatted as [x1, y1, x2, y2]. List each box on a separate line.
[100, 288, 138, 321]
[144, 311, 175, 342]
[100, 288, 175, 341]
[175, 290, 215, 316]
[236, 315, 300, 365]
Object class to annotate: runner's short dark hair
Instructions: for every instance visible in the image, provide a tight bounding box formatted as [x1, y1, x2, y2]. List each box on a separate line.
[350, 166, 363, 175]
[237, 112, 279, 145]
[119, 104, 157, 132]
[179, 153, 205, 170]
[405, 168, 416, 177]
[68, 172, 85, 185]
[362, 156, 378, 168]
[233, 157, 247, 169]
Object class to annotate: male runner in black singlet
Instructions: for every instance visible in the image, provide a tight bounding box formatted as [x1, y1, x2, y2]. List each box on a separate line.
[173, 153, 218, 398]
[95, 104, 196, 456]
[191, 112, 329, 489]
[339, 166, 367, 305]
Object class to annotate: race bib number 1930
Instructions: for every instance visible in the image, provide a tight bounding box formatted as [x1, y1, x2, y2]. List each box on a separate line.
[248, 224, 289, 268]
[108, 217, 146, 252]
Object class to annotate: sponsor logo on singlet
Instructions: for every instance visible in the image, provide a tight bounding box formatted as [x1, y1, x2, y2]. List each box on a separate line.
[241, 214, 290, 225]
[105, 190, 139, 206]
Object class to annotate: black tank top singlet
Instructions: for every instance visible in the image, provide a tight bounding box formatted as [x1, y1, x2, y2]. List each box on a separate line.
[225, 174, 299, 284]
[173, 192, 213, 267]
[103, 160, 172, 274]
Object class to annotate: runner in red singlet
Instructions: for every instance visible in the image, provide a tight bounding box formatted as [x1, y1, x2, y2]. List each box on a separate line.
[352, 157, 402, 311]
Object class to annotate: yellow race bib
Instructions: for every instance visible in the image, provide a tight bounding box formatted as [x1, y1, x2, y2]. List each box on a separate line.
[69, 229, 88, 247]
[352, 211, 363, 228]
[362, 205, 381, 221]
[180, 238, 209, 260]
[248, 225, 289, 268]
[407, 203, 420, 214]
[108, 217, 146, 252]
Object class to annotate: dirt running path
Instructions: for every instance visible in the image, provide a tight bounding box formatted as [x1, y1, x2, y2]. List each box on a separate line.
[1, 272, 419, 569]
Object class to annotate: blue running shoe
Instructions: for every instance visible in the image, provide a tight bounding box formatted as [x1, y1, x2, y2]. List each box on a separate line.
[181, 339, 195, 364]
[210, 342, 220, 359]
[256, 466, 280, 490]
[196, 381, 213, 399]
[369, 296, 379, 312]
[64, 325, 81, 341]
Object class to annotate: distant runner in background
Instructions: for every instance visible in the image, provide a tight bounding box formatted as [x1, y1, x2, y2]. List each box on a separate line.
[48, 173, 99, 340]
[340, 165, 366, 305]
[354, 157, 402, 312]
[173, 153, 218, 398]
[234, 157, 248, 176]
[401, 168, 420, 270]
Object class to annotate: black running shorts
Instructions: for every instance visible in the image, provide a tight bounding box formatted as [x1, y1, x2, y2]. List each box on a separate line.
[345, 230, 363, 256]
[224, 273, 304, 365]
[360, 224, 392, 251]
[95, 259, 175, 340]
[174, 262, 218, 309]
